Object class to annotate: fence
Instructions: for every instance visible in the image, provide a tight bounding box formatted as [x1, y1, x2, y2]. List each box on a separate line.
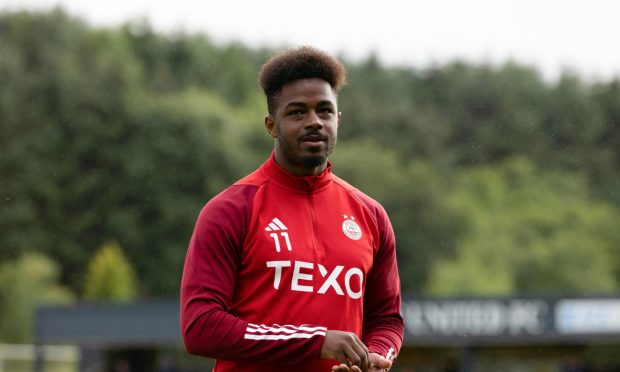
[0, 344, 77, 372]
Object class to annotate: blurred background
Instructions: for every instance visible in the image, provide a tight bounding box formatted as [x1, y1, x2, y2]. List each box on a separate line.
[1, 0, 620, 371]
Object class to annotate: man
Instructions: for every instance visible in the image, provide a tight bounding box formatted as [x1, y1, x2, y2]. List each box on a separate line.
[180, 46, 403, 371]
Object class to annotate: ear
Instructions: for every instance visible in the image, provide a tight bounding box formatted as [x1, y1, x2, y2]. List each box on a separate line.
[265, 115, 277, 138]
[337, 111, 342, 126]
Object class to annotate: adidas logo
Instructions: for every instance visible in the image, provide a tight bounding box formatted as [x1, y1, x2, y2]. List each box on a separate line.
[265, 217, 288, 232]
[265, 218, 292, 252]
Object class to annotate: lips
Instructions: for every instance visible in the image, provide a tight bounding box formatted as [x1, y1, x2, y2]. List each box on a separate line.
[300, 133, 327, 142]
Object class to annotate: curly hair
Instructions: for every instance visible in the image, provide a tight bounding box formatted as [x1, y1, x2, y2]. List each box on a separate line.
[258, 46, 346, 115]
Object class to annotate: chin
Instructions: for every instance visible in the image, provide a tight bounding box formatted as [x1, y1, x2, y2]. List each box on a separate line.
[300, 155, 327, 168]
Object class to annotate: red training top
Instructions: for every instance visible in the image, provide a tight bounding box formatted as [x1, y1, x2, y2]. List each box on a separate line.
[180, 153, 403, 371]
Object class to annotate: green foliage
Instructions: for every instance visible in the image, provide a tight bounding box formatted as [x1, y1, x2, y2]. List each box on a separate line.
[0, 253, 74, 342]
[331, 140, 463, 292]
[426, 158, 620, 295]
[0, 10, 261, 295]
[83, 241, 137, 301]
[2, 9, 620, 297]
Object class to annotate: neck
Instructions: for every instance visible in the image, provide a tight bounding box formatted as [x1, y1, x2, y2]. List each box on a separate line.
[273, 151, 327, 177]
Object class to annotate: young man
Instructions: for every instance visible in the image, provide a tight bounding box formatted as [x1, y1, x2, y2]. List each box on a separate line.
[180, 47, 403, 372]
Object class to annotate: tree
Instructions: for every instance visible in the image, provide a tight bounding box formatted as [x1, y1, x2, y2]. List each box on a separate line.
[3, 9, 620, 299]
[0, 10, 263, 295]
[0, 253, 74, 342]
[83, 241, 137, 301]
[426, 157, 620, 295]
[330, 140, 463, 292]
[591, 79, 620, 205]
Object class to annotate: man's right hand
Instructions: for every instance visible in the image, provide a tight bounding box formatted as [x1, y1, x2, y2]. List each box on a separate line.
[321, 330, 369, 371]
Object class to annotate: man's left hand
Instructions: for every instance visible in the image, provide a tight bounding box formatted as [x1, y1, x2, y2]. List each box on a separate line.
[331, 352, 392, 372]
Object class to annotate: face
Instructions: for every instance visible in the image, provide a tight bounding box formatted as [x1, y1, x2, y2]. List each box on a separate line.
[265, 78, 341, 176]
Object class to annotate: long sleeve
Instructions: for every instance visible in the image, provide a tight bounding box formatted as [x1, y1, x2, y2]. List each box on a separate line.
[360, 200, 404, 361]
[179, 185, 326, 365]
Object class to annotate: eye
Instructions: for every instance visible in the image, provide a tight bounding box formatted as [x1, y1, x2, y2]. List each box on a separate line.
[287, 110, 304, 118]
[318, 107, 334, 117]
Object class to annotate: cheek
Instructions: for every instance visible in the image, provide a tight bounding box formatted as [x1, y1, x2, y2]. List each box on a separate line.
[278, 124, 297, 143]
[329, 123, 338, 138]
[274, 121, 287, 138]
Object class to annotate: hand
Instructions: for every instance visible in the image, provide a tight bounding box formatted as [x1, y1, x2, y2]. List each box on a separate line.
[330, 353, 392, 372]
[368, 352, 392, 371]
[321, 330, 369, 371]
[331, 363, 363, 372]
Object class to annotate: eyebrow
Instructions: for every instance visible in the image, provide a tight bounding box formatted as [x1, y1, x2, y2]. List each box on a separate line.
[284, 100, 336, 109]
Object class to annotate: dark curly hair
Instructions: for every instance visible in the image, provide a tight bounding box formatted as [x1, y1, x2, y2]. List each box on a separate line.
[258, 46, 346, 115]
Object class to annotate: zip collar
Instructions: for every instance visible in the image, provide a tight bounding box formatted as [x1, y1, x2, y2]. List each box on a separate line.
[260, 151, 333, 193]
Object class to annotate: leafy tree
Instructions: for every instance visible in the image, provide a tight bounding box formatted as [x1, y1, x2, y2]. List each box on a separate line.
[413, 61, 552, 165]
[539, 73, 608, 176]
[426, 157, 620, 295]
[0, 10, 256, 295]
[0, 9, 147, 278]
[3, 8, 620, 298]
[84, 241, 137, 301]
[591, 79, 620, 204]
[0, 253, 74, 342]
[331, 140, 463, 292]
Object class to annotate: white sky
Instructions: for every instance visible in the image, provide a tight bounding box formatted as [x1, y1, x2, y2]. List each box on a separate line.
[2, 0, 620, 81]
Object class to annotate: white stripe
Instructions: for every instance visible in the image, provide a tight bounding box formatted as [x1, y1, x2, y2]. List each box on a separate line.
[272, 217, 287, 230]
[265, 226, 272, 231]
[244, 330, 326, 340]
[246, 324, 327, 334]
[248, 323, 326, 331]
[268, 222, 279, 231]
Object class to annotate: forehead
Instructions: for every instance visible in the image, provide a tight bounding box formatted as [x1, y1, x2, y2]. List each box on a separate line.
[277, 78, 337, 107]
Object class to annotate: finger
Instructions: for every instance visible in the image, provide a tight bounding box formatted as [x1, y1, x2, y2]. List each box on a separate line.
[354, 336, 370, 356]
[334, 350, 350, 366]
[347, 337, 370, 371]
[369, 366, 390, 372]
[336, 366, 361, 372]
[332, 363, 352, 371]
[369, 353, 392, 371]
[342, 344, 364, 369]
[358, 342, 370, 370]
[350, 339, 369, 370]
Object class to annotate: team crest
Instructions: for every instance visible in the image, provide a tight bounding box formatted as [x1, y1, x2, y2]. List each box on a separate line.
[342, 215, 362, 240]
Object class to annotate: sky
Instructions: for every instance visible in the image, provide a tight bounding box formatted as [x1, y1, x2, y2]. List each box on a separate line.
[2, 0, 620, 82]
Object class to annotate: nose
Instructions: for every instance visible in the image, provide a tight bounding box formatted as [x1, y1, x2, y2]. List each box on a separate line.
[305, 110, 324, 129]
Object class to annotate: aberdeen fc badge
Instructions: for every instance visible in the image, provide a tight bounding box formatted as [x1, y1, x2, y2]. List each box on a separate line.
[342, 215, 362, 240]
